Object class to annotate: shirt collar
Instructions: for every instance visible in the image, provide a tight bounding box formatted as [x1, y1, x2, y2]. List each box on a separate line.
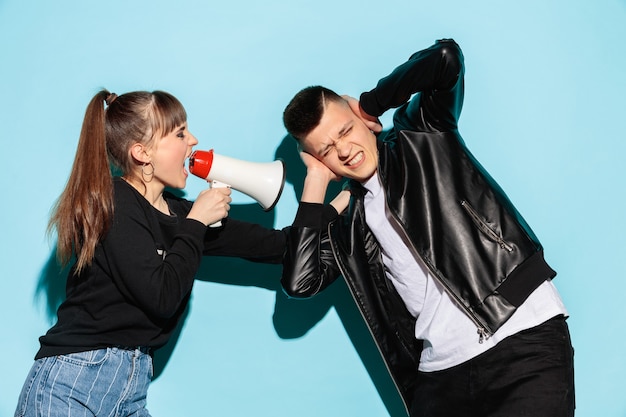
[362, 171, 383, 199]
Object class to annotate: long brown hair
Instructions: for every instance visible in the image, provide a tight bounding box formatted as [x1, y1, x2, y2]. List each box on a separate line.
[49, 89, 187, 274]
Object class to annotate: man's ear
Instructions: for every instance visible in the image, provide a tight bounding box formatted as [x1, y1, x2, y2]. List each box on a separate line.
[129, 143, 151, 164]
[342, 95, 382, 133]
[361, 115, 383, 133]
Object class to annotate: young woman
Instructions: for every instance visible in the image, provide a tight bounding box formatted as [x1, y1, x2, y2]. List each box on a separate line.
[14, 90, 287, 417]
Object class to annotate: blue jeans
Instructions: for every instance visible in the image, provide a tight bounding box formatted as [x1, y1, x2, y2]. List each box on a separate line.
[410, 315, 575, 417]
[14, 347, 153, 417]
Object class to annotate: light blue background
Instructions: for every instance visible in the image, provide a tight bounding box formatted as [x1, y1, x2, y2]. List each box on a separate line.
[1, 1, 625, 416]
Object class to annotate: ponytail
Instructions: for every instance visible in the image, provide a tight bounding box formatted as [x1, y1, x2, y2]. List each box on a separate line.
[48, 88, 187, 274]
[49, 90, 114, 274]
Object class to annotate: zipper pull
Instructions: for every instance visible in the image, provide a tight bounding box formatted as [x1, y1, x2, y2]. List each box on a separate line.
[477, 327, 489, 344]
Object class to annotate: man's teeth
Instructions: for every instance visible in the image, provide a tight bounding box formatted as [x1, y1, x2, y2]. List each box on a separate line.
[347, 152, 363, 166]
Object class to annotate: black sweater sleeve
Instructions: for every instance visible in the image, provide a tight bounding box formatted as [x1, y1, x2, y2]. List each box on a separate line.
[101, 184, 207, 320]
[201, 217, 288, 263]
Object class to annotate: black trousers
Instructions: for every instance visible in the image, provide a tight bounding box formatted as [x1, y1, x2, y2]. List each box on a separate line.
[410, 315, 575, 417]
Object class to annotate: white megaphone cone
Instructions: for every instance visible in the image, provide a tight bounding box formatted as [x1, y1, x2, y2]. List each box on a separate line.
[188, 149, 285, 226]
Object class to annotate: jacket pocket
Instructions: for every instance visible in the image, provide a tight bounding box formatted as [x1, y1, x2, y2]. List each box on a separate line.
[460, 200, 514, 252]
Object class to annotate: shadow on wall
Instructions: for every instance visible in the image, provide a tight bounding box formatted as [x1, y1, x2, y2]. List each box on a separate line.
[33, 135, 406, 417]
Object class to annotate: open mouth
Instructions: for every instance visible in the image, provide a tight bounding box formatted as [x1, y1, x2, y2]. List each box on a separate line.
[184, 156, 191, 176]
[346, 151, 364, 167]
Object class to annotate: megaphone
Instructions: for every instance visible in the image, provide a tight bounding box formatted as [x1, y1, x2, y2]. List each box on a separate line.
[188, 149, 285, 226]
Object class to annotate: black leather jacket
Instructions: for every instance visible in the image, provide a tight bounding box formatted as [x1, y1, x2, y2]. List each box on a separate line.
[282, 39, 556, 414]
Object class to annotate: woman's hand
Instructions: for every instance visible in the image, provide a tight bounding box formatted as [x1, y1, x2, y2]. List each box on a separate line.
[187, 186, 232, 226]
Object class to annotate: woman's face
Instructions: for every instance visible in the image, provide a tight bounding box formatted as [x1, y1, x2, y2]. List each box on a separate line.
[149, 122, 198, 190]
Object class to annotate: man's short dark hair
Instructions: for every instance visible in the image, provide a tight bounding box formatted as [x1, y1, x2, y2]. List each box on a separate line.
[283, 86, 343, 141]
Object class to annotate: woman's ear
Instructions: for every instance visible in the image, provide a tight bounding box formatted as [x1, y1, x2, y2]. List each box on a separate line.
[129, 143, 151, 164]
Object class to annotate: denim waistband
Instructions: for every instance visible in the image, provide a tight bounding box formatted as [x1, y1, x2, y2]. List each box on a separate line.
[114, 345, 153, 356]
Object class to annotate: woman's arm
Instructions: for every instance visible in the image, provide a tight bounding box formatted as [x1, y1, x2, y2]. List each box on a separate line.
[202, 217, 287, 263]
[101, 191, 206, 320]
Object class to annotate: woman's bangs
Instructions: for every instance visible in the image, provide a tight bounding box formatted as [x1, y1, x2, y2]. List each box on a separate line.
[152, 91, 187, 136]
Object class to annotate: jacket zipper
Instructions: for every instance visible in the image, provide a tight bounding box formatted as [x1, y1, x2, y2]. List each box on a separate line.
[382, 195, 493, 344]
[460, 200, 514, 253]
[327, 222, 412, 417]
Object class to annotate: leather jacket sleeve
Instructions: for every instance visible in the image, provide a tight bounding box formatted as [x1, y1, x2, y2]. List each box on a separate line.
[360, 38, 464, 133]
[281, 202, 342, 298]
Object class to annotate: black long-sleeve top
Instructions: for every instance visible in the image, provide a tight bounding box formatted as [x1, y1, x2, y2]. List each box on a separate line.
[36, 177, 287, 359]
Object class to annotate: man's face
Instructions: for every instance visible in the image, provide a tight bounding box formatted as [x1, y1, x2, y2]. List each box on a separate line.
[300, 100, 378, 182]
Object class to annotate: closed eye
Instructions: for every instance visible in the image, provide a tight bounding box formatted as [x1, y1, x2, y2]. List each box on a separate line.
[322, 148, 334, 158]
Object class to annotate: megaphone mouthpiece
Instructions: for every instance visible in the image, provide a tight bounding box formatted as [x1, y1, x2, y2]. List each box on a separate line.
[188, 150, 214, 180]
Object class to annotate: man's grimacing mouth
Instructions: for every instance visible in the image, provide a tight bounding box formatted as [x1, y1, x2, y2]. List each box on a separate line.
[346, 151, 364, 167]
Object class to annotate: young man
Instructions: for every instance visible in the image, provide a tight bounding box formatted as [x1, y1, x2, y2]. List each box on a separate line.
[281, 38, 575, 417]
